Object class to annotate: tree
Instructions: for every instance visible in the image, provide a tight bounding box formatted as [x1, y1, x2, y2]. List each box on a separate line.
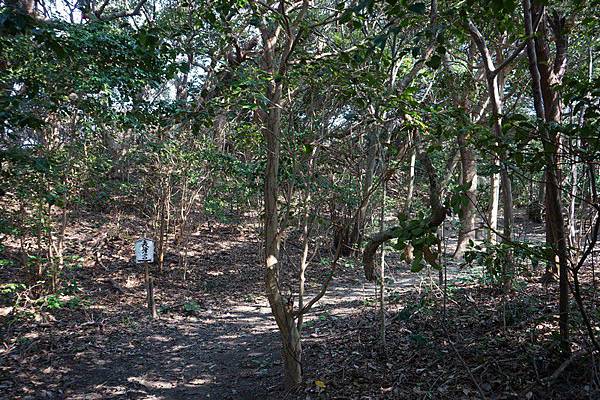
[521, 0, 571, 355]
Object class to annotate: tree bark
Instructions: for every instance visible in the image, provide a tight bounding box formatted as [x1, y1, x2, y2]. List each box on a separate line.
[263, 79, 302, 388]
[467, 19, 515, 286]
[348, 130, 379, 255]
[405, 147, 417, 214]
[454, 132, 477, 258]
[488, 163, 501, 243]
[522, 0, 570, 355]
[263, 77, 302, 385]
[259, 10, 306, 385]
[363, 150, 448, 280]
[379, 169, 387, 348]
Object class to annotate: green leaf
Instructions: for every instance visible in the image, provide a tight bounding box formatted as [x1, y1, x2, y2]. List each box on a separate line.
[411, 258, 424, 272]
[373, 34, 387, 49]
[339, 9, 353, 24]
[514, 152, 523, 165]
[425, 54, 442, 69]
[408, 2, 426, 14]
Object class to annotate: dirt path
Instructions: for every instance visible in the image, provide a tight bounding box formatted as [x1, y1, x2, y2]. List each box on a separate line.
[0, 215, 527, 400]
[1, 221, 383, 399]
[59, 303, 281, 399]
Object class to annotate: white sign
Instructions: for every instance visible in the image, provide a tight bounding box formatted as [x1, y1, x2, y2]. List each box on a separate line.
[135, 238, 155, 264]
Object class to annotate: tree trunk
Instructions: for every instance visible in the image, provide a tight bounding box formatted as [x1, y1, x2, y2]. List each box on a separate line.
[379, 160, 387, 348]
[297, 143, 318, 331]
[522, 0, 570, 355]
[263, 81, 302, 386]
[528, 175, 545, 223]
[454, 133, 477, 258]
[348, 130, 378, 255]
[568, 141, 580, 248]
[467, 20, 514, 250]
[214, 112, 227, 152]
[545, 150, 570, 355]
[500, 167, 515, 290]
[260, 20, 303, 386]
[488, 165, 501, 243]
[405, 147, 417, 214]
[297, 203, 310, 331]
[157, 175, 168, 273]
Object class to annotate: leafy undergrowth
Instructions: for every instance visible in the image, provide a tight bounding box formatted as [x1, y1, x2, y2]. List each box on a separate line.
[1, 214, 600, 399]
[0, 214, 283, 399]
[295, 273, 600, 400]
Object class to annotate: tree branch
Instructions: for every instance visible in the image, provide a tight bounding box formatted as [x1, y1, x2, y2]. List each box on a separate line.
[548, 10, 568, 80]
[95, 0, 148, 21]
[362, 149, 455, 281]
[467, 19, 495, 74]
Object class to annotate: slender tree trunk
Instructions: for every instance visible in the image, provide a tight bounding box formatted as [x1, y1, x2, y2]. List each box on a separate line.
[468, 20, 515, 292]
[157, 176, 167, 273]
[522, 0, 570, 355]
[214, 112, 227, 152]
[349, 130, 378, 254]
[455, 132, 477, 258]
[260, 19, 303, 385]
[403, 147, 418, 262]
[467, 21, 513, 248]
[528, 174, 545, 223]
[500, 167, 514, 291]
[488, 166, 500, 243]
[545, 151, 570, 355]
[263, 80, 302, 386]
[405, 147, 417, 214]
[568, 138, 579, 247]
[379, 163, 387, 349]
[297, 211, 309, 331]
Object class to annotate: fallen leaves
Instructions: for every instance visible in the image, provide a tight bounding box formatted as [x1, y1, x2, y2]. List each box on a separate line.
[315, 379, 326, 389]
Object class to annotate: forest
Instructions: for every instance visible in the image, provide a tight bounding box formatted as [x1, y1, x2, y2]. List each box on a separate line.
[1, 0, 599, 398]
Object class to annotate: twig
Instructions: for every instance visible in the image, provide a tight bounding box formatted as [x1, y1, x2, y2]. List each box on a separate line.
[102, 278, 127, 294]
[442, 324, 488, 400]
[541, 350, 588, 385]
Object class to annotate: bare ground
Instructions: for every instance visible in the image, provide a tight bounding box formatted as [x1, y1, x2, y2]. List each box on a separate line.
[1, 212, 600, 399]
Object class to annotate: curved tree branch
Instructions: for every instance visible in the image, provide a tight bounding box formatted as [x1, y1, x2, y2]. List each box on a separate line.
[94, 0, 148, 21]
[362, 148, 456, 281]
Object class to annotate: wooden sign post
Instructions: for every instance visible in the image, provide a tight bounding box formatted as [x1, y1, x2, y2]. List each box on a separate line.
[135, 238, 157, 318]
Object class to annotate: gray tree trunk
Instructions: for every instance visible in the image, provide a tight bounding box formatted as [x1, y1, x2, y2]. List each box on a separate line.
[454, 132, 478, 258]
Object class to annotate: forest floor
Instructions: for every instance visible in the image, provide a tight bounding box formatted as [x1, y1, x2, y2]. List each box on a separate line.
[1, 211, 600, 399]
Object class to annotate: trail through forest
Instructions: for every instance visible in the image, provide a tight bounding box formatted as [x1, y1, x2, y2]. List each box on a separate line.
[2, 218, 386, 399]
[3, 0, 600, 398]
[4, 209, 599, 399]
